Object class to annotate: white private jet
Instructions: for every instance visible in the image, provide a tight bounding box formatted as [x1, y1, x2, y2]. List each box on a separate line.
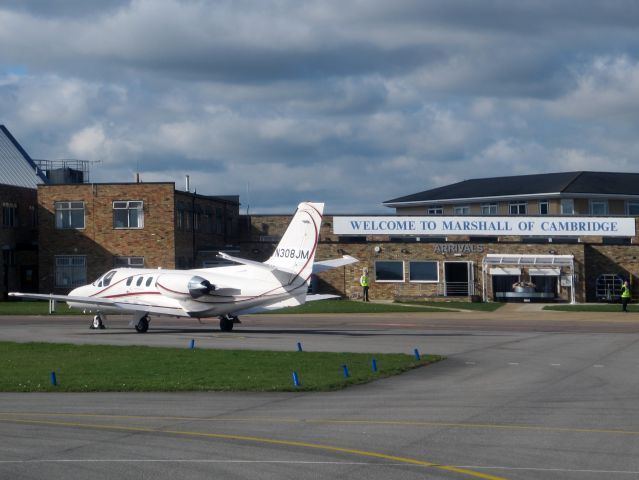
[10, 202, 357, 333]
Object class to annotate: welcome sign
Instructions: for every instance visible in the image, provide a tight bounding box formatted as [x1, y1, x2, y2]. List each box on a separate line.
[333, 216, 636, 237]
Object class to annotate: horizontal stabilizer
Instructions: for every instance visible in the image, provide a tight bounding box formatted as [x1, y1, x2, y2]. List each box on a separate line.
[215, 252, 297, 275]
[312, 255, 359, 273]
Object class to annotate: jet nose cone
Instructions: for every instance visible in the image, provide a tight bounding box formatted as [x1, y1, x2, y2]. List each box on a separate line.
[69, 285, 87, 297]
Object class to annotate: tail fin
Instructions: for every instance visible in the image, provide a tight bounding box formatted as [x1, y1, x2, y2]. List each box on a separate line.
[266, 202, 324, 280]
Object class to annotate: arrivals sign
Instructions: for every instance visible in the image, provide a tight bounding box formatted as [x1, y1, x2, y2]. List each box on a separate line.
[333, 216, 636, 237]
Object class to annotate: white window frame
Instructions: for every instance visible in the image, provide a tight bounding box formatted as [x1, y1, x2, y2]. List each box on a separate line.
[114, 256, 145, 267]
[453, 205, 470, 215]
[374, 260, 405, 283]
[560, 199, 574, 215]
[427, 205, 443, 215]
[113, 201, 144, 229]
[55, 201, 85, 229]
[509, 202, 527, 215]
[626, 201, 639, 216]
[480, 203, 497, 215]
[55, 255, 87, 288]
[589, 200, 608, 215]
[539, 200, 549, 215]
[409, 261, 439, 283]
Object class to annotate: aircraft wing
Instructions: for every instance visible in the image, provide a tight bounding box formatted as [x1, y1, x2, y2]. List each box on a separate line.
[10, 292, 118, 306]
[8, 292, 184, 316]
[312, 255, 359, 273]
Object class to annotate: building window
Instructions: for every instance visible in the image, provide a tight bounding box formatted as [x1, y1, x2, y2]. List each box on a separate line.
[176, 202, 185, 230]
[2, 202, 17, 227]
[55, 201, 85, 229]
[427, 205, 443, 215]
[29, 205, 37, 228]
[509, 202, 527, 215]
[375, 261, 404, 282]
[453, 205, 470, 215]
[539, 200, 549, 215]
[114, 256, 144, 267]
[216, 207, 223, 234]
[55, 255, 87, 288]
[560, 199, 574, 215]
[589, 200, 608, 215]
[113, 201, 144, 229]
[627, 201, 639, 216]
[480, 203, 497, 215]
[409, 261, 439, 282]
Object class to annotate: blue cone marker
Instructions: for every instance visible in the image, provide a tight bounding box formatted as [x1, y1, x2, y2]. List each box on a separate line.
[292, 371, 300, 387]
[414, 348, 421, 361]
[297, 342, 303, 352]
[189, 339, 195, 349]
[371, 358, 377, 372]
[342, 365, 350, 378]
[50, 371, 57, 386]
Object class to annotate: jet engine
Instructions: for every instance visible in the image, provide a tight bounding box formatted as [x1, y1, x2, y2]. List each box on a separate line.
[188, 276, 215, 298]
[156, 273, 216, 300]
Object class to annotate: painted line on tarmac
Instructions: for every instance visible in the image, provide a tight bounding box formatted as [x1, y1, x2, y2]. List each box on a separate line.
[1, 459, 637, 476]
[0, 416, 508, 480]
[4, 412, 639, 438]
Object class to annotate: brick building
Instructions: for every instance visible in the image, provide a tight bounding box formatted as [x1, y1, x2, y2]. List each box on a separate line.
[241, 172, 639, 304]
[38, 182, 239, 292]
[0, 126, 48, 299]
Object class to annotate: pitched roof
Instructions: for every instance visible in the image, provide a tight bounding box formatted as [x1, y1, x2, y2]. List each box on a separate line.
[383, 171, 639, 207]
[0, 125, 48, 189]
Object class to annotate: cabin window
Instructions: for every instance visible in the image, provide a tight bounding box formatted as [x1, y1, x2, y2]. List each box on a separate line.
[145, 277, 153, 287]
[136, 277, 143, 286]
[102, 270, 116, 287]
[126, 277, 133, 286]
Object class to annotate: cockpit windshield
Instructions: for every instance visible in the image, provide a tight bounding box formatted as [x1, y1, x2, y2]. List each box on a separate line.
[93, 270, 117, 287]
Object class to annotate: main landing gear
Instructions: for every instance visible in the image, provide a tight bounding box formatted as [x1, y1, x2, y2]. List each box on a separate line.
[219, 314, 240, 332]
[90, 314, 106, 330]
[134, 314, 150, 333]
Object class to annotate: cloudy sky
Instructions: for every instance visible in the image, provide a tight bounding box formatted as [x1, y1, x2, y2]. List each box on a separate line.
[1, 1, 638, 213]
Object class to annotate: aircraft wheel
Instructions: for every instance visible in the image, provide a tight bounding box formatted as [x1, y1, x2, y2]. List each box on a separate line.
[91, 315, 105, 330]
[219, 316, 234, 332]
[135, 316, 149, 333]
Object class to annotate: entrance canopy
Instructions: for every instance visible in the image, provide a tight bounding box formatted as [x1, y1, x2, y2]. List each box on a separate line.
[481, 254, 575, 304]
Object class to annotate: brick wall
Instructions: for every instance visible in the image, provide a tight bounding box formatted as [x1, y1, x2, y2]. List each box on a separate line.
[38, 183, 177, 292]
[0, 184, 38, 297]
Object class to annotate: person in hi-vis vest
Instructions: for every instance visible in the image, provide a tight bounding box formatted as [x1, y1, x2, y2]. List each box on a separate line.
[360, 268, 370, 302]
[621, 280, 631, 312]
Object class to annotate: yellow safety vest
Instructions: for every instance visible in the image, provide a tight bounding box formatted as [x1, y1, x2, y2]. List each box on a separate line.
[622, 285, 631, 299]
[360, 275, 369, 287]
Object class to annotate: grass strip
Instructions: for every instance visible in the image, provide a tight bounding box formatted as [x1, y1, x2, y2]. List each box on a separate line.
[0, 341, 442, 392]
[0, 301, 81, 315]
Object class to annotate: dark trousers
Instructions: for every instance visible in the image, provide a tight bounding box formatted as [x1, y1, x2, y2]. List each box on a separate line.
[362, 286, 369, 302]
[622, 297, 629, 312]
